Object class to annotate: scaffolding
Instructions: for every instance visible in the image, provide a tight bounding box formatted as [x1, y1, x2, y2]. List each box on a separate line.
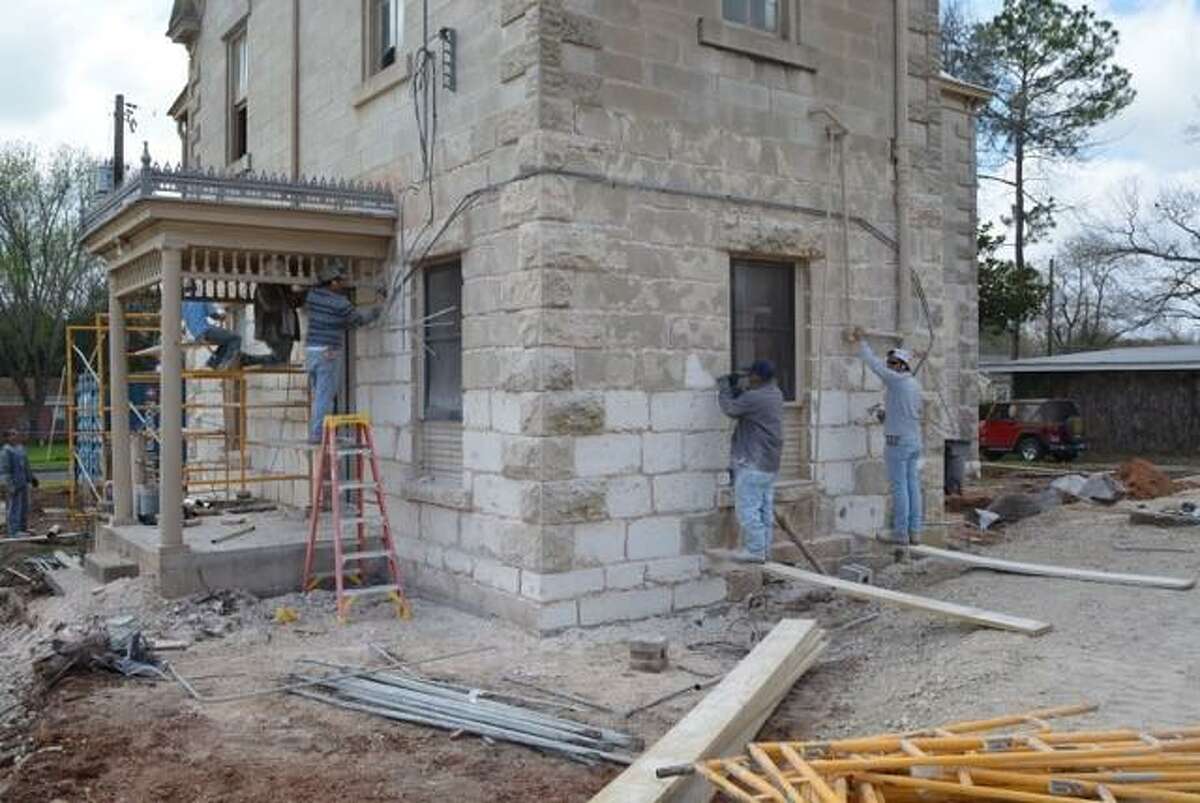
[66, 310, 312, 511]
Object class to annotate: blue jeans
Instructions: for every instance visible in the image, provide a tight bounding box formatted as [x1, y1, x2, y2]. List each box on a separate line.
[306, 346, 343, 443]
[7, 484, 29, 536]
[734, 468, 776, 558]
[884, 436, 923, 543]
[200, 326, 241, 368]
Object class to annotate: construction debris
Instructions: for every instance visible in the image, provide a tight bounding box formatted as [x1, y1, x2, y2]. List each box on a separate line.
[688, 704, 1200, 803]
[985, 490, 1062, 524]
[629, 638, 669, 673]
[1129, 506, 1200, 527]
[32, 616, 166, 691]
[1117, 459, 1176, 500]
[291, 663, 641, 764]
[592, 619, 826, 802]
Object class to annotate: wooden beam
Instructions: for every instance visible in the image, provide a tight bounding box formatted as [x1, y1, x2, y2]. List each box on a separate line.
[760, 562, 1052, 636]
[908, 545, 1196, 591]
[590, 619, 827, 803]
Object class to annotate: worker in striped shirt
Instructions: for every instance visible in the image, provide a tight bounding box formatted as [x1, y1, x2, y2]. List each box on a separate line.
[304, 259, 383, 443]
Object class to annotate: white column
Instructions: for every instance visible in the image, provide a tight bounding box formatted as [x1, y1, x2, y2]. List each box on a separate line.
[108, 288, 133, 524]
[158, 249, 184, 549]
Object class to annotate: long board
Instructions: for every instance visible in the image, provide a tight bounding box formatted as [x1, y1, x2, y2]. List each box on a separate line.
[590, 619, 826, 803]
[760, 562, 1052, 636]
[909, 544, 1196, 590]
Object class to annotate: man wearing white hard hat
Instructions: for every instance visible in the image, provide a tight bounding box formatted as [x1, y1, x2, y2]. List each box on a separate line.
[847, 327, 923, 554]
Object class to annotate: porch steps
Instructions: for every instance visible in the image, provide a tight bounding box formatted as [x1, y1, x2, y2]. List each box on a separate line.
[84, 551, 140, 584]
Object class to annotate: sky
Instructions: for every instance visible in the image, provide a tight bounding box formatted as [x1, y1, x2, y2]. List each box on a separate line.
[0, 0, 1195, 262]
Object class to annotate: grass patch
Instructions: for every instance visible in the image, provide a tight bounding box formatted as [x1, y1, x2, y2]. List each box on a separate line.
[28, 442, 69, 470]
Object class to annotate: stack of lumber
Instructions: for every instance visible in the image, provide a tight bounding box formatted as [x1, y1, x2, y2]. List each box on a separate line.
[691, 704, 1200, 803]
[592, 619, 826, 803]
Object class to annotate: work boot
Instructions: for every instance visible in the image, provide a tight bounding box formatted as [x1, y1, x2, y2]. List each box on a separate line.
[728, 549, 767, 564]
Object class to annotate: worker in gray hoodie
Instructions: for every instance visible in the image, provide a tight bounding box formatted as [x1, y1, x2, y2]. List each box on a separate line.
[718, 360, 784, 563]
[848, 327, 923, 551]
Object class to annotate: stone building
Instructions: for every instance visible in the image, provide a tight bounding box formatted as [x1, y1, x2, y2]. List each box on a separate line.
[91, 0, 984, 631]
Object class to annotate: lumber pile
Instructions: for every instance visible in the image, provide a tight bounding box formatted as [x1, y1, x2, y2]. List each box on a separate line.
[690, 703, 1200, 803]
[592, 619, 826, 803]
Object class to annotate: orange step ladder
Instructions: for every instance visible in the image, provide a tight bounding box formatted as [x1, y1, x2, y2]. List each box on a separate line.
[303, 413, 411, 622]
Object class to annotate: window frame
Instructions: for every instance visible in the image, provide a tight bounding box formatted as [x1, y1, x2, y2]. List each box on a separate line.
[225, 21, 249, 166]
[721, 0, 783, 36]
[729, 258, 799, 402]
[364, 0, 403, 78]
[421, 258, 463, 423]
[699, 0, 818, 72]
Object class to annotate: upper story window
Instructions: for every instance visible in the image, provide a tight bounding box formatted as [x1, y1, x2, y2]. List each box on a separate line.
[368, 0, 402, 75]
[723, 0, 779, 33]
[227, 25, 248, 164]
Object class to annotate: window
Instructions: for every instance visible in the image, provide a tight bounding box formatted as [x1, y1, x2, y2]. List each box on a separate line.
[228, 27, 248, 163]
[731, 259, 796, 400]
[723, 0, 779, 33]
[368, 0, 402, 76]
[423, 261, 462, 421]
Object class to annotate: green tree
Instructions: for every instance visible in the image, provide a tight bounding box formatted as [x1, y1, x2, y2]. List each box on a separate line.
[978, 222, 1048, 359]
[965, 0, 1135, 318]
[0, 143, 106, 436]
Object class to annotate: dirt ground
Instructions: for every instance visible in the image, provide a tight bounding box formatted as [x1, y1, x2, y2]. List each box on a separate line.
[4, 476, 1200, 801]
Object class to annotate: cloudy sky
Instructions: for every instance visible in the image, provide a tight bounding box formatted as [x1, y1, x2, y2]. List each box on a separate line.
[0, 0, 1196, 261]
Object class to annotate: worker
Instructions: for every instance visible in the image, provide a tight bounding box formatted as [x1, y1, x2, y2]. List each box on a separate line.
[717, 360, 784, 563]
[1, 429, 37, 537]
[304, 258, 383, 444]
[848, 327, 923, 555]
[182, 294, 241, 370]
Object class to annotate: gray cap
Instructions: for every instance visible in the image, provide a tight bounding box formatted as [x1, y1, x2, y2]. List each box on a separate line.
[317, 258, 347, 284]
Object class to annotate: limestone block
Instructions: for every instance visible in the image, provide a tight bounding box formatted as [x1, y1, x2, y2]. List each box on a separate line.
[442, 548, 474, 576]
[605, 561, 647, 589]
[643, 432, 683, 474]
[683, 431, 729, 471]
[491, 392, 524, 434]
[653, 473, 716, 513]
[855, 460, 889, 495]
[644, 556, 702, 584]
[522, 392, 605, 436]
[524, 479, 607, 524]
[818, 427, 869, 461]
[650, 391, 723, 432]
[816, 461, 855, 495]
[834, 495, 886, 536]
[574, 520, 627, 566]
[815, 390, 850, 426]
[463, 391, 490, 429]
[606, 476, 653, 518]
[463, 430, 504, 473]
[502, 436, 573, 481]
[672, 577, 728, 611]
[627, 515, 683, 560]
[682, 511, 724, 554]
[579, 587, 672, 625]
[536, 600, 580, 632]
[473, 558, 521, 595]
[575, 434, 641, 477]
[668, 317, 726, 351]
[520, 568, 605, 602]
[473, 474, 527, 519]
[604, 391, 650, 431]
[576, 350, 636, 389]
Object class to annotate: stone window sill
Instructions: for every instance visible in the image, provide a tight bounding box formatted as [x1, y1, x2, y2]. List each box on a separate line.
[401, 478, 472, 511]
[353, 58, 412, 108]
[698, 16, 819, 72]
[717, 478, 817, 509]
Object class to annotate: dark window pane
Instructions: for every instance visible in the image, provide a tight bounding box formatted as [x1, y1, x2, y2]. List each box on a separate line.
[723, 0, 749, 25]
[731, 259, 795, 400]
[424, 262, 463, 421]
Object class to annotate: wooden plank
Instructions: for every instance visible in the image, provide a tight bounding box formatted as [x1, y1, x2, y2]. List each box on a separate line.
[759, 562, 1052, 636]
[909, 545, 1195, 591]
[590, 619, 826, 803]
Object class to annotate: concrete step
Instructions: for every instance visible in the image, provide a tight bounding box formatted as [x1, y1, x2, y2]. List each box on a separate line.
[84, 551, 139, 583]
[770, 533, 855, 565]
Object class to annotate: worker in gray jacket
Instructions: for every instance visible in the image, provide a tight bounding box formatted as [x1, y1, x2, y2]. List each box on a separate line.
[1, 429, 37, 537]
[718, 360, 784, 563]
[848, 327, 923, 551]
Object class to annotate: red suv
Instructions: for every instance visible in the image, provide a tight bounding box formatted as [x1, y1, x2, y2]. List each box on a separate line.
[978, 399, 1086, 462]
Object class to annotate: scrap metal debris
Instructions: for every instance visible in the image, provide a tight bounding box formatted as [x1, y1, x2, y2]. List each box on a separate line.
[32, 616, 167, 691]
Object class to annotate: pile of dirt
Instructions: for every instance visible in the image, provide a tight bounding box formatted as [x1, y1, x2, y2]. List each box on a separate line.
[1116, 459, 1176, 500]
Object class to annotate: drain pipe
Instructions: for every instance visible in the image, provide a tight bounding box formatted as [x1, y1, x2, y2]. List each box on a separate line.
[894, 0, 913, 337]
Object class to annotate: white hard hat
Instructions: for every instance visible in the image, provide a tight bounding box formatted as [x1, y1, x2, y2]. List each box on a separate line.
[887, 348, 913, 368]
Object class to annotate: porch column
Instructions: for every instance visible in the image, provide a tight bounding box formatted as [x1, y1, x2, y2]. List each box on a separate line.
[108, 288, 133, 524]
[158, 248, 184, 549]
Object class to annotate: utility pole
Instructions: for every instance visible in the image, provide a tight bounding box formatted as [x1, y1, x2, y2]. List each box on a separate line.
[1046, 257, 1055, 356]
[113, 94, 125, 187]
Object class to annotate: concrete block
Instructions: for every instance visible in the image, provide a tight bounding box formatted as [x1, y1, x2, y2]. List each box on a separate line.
[473, 474, 526, 518]
[442, 548, 474, 575]
[650, 391, 724, 431]
[818, 427, 869, 461]
[473, 558, 521, 594]
[536, 600, 580, 632]
[816, 461, 855, 495]
[574, 520, 627, 566]
[492, 392, 523, 434]
[463, 391, 491, 429]
[643, 432, 684, 474]
[84, 552, 139, 583]
[421, 505, 461, 547]
[605, 391, 649, 430]
[574, 434, 641, 477]
[606, 476, 653, 518]
[526, 480, 607, 524]
[579, 587, 672, 625]
[463, 430, 504, 473]
[645, 556, 702, 584]
[816, 390, 850, 426]
[834, 495, 886, 536]
[653, 473, 716, 513]
[673, 576, 728, 610]
[520, 568, 605, 602]
[606, 561, 647, 589]
[855, 460, 889, 494]
[683, 431, 729, 471]
[724, 567, 763, 602]
[627, 516, 682, 559]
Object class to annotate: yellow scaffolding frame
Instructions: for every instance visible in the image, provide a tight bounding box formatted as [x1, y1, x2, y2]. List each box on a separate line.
[65, 311, 311, 510]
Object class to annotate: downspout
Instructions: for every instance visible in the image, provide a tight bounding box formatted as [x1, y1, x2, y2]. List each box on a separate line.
[291, 0, 300, 179]
[894, 0, 913, 337]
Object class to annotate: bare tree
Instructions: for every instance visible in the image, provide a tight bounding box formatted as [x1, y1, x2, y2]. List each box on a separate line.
[0, 143, 105, 435]
[1048, 236, 1155, 350]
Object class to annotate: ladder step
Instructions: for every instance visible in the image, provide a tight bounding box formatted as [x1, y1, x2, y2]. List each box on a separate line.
[341, 549, 394, 562]
[337, 516, 375, 528]
[338, 482, 376, 491]
[335, 447, 372, 456]
[342, 584, 401, 599]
